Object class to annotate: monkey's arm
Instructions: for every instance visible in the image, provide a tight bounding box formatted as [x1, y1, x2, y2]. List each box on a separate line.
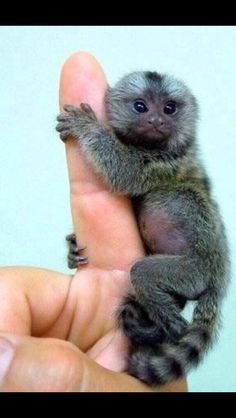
[56, 104, 160, 196]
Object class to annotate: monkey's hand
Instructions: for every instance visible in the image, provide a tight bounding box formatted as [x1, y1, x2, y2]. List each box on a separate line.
[56, 103, 98, 142]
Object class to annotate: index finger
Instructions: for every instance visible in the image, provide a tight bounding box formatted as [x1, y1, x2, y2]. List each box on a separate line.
[59, 52, 144, 271]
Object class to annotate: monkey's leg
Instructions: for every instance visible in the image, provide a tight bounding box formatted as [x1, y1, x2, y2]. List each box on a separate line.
[66, 233, 88, 269]
[130, 255, 206, 340]
[118, 294, 169, 346]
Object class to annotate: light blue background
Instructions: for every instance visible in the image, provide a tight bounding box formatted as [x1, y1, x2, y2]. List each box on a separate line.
[0, 26, 235, 392]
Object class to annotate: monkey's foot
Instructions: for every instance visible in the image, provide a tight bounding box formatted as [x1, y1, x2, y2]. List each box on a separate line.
[66, 233, 88, 269]
[118, 295, 168, 346]
[56, 103, 97, 142]
[130, 259, 189, 341]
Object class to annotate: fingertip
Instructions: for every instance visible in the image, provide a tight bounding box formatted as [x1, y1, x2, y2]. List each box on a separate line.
[59, 51, 107, 119]
[61, 51, 103, 75]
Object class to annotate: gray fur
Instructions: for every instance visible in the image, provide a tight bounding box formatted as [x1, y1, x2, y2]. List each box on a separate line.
[56, 71, 230, 386]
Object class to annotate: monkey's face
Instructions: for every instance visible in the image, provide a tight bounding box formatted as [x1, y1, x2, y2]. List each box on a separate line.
[106, 71, 198, 155]
[124, 95, 175, 148]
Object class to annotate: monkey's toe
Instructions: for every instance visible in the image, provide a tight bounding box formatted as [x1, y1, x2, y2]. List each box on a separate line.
[67, 254, 88, 269]
[66, 232, 87, 269]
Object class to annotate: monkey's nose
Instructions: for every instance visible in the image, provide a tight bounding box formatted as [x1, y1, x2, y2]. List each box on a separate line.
[148, 116, 155, 125]
[148, 117, 164, 127]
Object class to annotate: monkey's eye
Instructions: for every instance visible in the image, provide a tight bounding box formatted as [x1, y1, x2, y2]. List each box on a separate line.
[133, 101, 148, 113]
[164, 101, 177, 115]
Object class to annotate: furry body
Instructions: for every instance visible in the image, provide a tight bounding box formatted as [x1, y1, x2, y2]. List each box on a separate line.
[56, 71, 229, 385]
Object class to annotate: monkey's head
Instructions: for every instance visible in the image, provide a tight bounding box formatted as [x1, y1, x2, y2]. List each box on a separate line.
[105, 71, 198, 156]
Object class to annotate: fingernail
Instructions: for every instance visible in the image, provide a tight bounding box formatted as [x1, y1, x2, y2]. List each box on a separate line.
[0, 337, 14, 385]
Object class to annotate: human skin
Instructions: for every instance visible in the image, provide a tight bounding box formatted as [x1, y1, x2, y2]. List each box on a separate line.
[0, 52, 187, 392]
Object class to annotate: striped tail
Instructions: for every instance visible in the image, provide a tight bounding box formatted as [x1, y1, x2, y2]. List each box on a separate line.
[127, 289, 221, 386]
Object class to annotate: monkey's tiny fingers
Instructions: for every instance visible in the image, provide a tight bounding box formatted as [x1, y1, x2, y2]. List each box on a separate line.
[63, 104, 80, 114]
[80, 103, 97, 121]
[56, 120, 72, 142]
[56, 108, 79, 142]
[68, 254, 88, 269]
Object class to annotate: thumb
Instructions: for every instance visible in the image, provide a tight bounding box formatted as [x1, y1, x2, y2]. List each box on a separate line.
[0, 333, 159, 392]
[0, 334, 87, 392]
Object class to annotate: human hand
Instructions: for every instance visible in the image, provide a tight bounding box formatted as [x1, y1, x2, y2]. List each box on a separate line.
[0, 52, 187, 391]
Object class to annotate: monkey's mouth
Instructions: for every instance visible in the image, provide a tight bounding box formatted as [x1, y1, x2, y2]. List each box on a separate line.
[135, 122, 169, 138]
[116, 127, 169, 150]
[153, 129, 168, 140]
[137, 126, 169, 142]
[121, 129, 169, 150]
